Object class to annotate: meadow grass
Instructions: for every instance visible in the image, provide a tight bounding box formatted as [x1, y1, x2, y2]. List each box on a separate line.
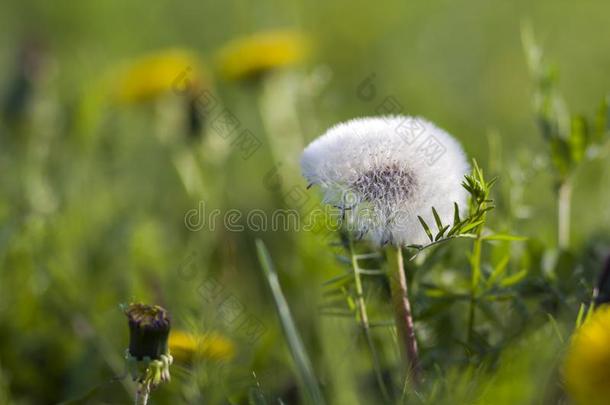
[1, 1, 610, 404]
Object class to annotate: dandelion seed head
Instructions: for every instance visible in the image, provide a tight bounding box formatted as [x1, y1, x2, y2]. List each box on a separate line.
[301, 116, 470, 246]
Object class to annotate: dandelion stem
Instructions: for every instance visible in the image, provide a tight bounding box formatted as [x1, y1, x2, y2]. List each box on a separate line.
[387, 246, 421, 386]
[348, 238, 390, 401]
[135, 382, 150, 405]
[558, 178, 572, 250]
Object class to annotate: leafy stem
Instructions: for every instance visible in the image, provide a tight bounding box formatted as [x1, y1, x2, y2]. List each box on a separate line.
[412, 160, 502, 347]
[523, 24, 610, 250]
[348, 237, 390, 401]
[464, 161, 495, 345]
[467, 218, 485, 344]
[407, 234, 477, 261]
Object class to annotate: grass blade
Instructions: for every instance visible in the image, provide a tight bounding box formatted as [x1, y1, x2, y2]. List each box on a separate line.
[255, 239, 325, 405]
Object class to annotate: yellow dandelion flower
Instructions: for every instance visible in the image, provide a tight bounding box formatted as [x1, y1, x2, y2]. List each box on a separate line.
[113, 49, 205, 103]
[215, 30, 310, 81]
[169, 330, 235, 364]
[563, 305, 610, 405]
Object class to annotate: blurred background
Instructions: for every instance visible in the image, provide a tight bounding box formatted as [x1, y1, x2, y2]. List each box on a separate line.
[1, 0, 609, 403]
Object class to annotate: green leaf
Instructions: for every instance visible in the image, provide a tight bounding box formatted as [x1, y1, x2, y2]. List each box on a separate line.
[499, 269, 528, 287]
[432, 207, 443, 231]
[447, 221, 465, 237]
[322, 287, 348, 299]
[472, 159, 482, 178]
[569, 116, 587, 164]
[424, 288, 450, 298]
[322, 272, 352, 286]
[482, 234, 528, 242]
[421, 283, 469, 300]
[453, 202, 461, 226]
[418, 216, 434, 242]
[550, 137, 572, 177]
[460, 220, 485, 234]
[584, 303, 595, 324]
[462, 183, 474, 195]
[334, 255, 351, 265]
[479, 206, 496, 214]
[435, 225, 450, 241]
[486, 254, 510, 289]
[487, 176, 499, 190]
[575, 303, 586, 328]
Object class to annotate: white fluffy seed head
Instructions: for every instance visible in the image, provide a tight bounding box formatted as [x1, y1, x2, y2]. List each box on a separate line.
[301, 116, 470, 246]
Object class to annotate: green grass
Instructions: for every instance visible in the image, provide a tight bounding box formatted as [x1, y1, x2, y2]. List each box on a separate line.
[0, 0, 609, 403]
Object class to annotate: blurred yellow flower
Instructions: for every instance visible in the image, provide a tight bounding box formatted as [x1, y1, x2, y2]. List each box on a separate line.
[113, 49, 205, 103]
[563, 305, 610, 405]
[169, 330, 235, 364]
[215, 30, 309, 81]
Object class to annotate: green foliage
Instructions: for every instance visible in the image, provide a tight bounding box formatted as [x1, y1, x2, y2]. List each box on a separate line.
[409, 161, 519, 257]
[522, 25, 610, 182]
[0, 2, 609, 404]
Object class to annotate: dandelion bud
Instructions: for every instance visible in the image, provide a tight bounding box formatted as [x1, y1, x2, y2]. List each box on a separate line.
[125, 303, 171, 361]
[124, 303, 174, 404]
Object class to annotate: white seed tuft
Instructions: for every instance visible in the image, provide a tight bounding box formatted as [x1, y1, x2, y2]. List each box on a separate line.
[301, 116, 470, 246]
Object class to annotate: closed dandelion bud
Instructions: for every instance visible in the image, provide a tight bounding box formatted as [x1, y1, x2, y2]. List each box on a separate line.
[125, 303, 171, 361]
[124, 302, 173, 405]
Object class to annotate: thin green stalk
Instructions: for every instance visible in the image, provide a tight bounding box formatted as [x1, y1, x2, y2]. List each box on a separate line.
[257, 72, 304, 188]
[387, 246, 421, 386]
[467, 215, 485, 345]
[348, 238, 390, 401]
[557, 178, 572, 250]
